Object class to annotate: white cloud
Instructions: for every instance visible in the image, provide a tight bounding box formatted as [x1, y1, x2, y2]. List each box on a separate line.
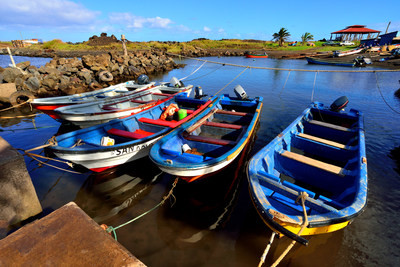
[218, 28, 225, 33]
[203, 26, 211, 32]
[0, 0, 99, 26]
[109, 13, 173, 29]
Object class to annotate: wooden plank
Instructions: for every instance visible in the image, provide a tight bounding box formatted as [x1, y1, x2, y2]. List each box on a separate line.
[308, 120, 351, 132]
[185, 135, 236, 146]
[203, 121, 243, 130]
[185, 108, 217, 133]
[215, 109, 248, 116]
[281, 151, 344, 176]
[297, 133, 347, 149]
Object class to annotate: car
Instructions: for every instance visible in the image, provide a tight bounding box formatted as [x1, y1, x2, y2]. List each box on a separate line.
[340, 41, 355, 46]
[322, 41, 339, 46]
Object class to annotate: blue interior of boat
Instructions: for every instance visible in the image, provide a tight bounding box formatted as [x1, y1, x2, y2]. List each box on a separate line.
[251, 104, 363, 216]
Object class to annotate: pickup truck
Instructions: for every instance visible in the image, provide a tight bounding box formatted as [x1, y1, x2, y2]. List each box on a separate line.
[340, 41, 355, 46]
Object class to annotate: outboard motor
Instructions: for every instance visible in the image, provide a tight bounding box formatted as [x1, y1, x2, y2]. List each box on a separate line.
[363, 57, 372, 65]
[234, 85, 248, 100]
[170, 77, 183, 88]
[333, 50, 340, 57]
[137, 74, 149, 85]
[194, 86, 207, 99]
[330, 96, 349, 112]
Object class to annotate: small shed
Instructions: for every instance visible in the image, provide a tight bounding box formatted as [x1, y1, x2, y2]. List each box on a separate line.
[331, 25, 380, 41]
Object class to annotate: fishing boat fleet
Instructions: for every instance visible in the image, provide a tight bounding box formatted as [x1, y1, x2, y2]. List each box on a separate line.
[33, 74, 367, 247]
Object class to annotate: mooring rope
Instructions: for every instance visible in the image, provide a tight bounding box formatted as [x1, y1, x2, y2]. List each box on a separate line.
[0, 99, 32, 113]
[271, 192, 309, 267]
[183, 64, 225, 82]
[311, 71, 319, 102]
[166, 53, 400, 73]
[179, 61, 207, 81]
[102, 177, 179, 241]
[374, 72, 400, 114]
[278, 71, 291, 96]
[212, 66, 249, 97]
[16, 136, 83, 174]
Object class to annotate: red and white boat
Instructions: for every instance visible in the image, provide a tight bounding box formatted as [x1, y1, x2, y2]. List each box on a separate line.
[31, 81, 155, 119]
[333, 48, 364, 57]
[54, 85, 192, 128]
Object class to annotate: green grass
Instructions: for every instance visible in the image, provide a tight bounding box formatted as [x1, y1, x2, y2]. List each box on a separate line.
[11, 38, 361, 54]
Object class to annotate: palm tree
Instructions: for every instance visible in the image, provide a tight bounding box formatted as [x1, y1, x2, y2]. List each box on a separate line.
[272, 28, 291, 46]
[301, 32, 314, 45]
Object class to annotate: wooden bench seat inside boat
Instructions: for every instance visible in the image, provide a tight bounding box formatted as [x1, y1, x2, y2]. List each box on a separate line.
[152, 92, 173, 97]
[102, 106, 120, 111]
[308, 120, 352, 132]
[297, 133, 347, 149]
[281, 151, 345, 176]
[130, 99, 153, 104]
[185, 134, 236, 146]
[215, 110, 249, 116]
[203, 121, 243, 129]
[107, 128, 154, 139]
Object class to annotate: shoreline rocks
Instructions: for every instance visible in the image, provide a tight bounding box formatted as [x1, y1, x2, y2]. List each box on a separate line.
[0, 49, 184, 101]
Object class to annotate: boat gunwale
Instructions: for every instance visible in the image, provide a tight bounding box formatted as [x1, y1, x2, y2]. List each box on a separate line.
[247, 101, 367, 236]
[150, 95, 263, 172]
[48, 95, 216, 155]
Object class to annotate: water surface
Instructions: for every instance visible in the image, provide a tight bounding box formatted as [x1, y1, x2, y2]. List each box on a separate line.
[1, 56, 399, 266]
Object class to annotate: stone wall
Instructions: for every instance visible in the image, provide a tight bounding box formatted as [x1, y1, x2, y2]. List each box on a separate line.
[0, 50, 184, 98]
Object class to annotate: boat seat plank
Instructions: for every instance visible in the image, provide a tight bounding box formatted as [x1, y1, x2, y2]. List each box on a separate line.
[318, 195, 346, 210]
[281, 151, 344, 176]
[308, 120, 352, 132]
[297, 133, 347, 149]
[102, 106, 120, 111]
[152, 93, 173, 97]
[203, 121, 243, 130]
[185, 135, 236, 146]
[138, 117, 179, 128]
[282, 180, 316, 198]
[130, 99, 153, 104]
[257, 174, 339, 213]
[107, 128, 154, 139]
[215, 110, 248, 116]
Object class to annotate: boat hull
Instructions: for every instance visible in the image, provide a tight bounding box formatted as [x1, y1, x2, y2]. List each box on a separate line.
[150, 94, 263, 181]
[247, 101, 367, 243]
[54, 86, 192, 128]
[245, 54, 268, 58]
[31, 82, 155, 115]
[306, 57, 356, 67]
[46, 94, 216, 172]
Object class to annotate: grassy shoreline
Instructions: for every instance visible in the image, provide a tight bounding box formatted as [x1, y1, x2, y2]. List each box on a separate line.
[1, 39, 352, 54]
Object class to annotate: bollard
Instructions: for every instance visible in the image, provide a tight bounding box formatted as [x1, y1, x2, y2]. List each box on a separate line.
[0, 137, 42, 230]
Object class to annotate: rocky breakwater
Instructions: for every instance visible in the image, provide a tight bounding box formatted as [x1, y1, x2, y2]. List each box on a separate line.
[0, 50, 183, 105]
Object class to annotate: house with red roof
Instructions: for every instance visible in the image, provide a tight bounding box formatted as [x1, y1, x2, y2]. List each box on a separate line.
[331, 25, 380, 41]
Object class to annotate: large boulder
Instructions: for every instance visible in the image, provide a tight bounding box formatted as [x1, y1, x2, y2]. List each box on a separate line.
[16, 61, 30, 70]
[24, 77, 41, 91]
[82, 54, 110, 71]
[2, 68, 24, 83]
[77, 69, 93, 85]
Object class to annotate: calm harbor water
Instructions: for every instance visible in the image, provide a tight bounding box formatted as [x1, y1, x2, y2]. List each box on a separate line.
[1, 55, 400, 266]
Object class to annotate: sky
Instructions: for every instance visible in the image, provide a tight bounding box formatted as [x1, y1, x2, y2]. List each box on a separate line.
[0, 0, 399, 43]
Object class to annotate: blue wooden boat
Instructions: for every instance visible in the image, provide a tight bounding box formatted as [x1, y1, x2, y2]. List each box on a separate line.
[306, 56, 356, 67]
[247, 97, 367, 245]
[46, 93, 217, 172]
[150, 91, 263, 183]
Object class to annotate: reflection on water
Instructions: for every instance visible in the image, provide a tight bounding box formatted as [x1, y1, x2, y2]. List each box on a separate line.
[75, 157, 164, 223]
[1, 56, 400, 266]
